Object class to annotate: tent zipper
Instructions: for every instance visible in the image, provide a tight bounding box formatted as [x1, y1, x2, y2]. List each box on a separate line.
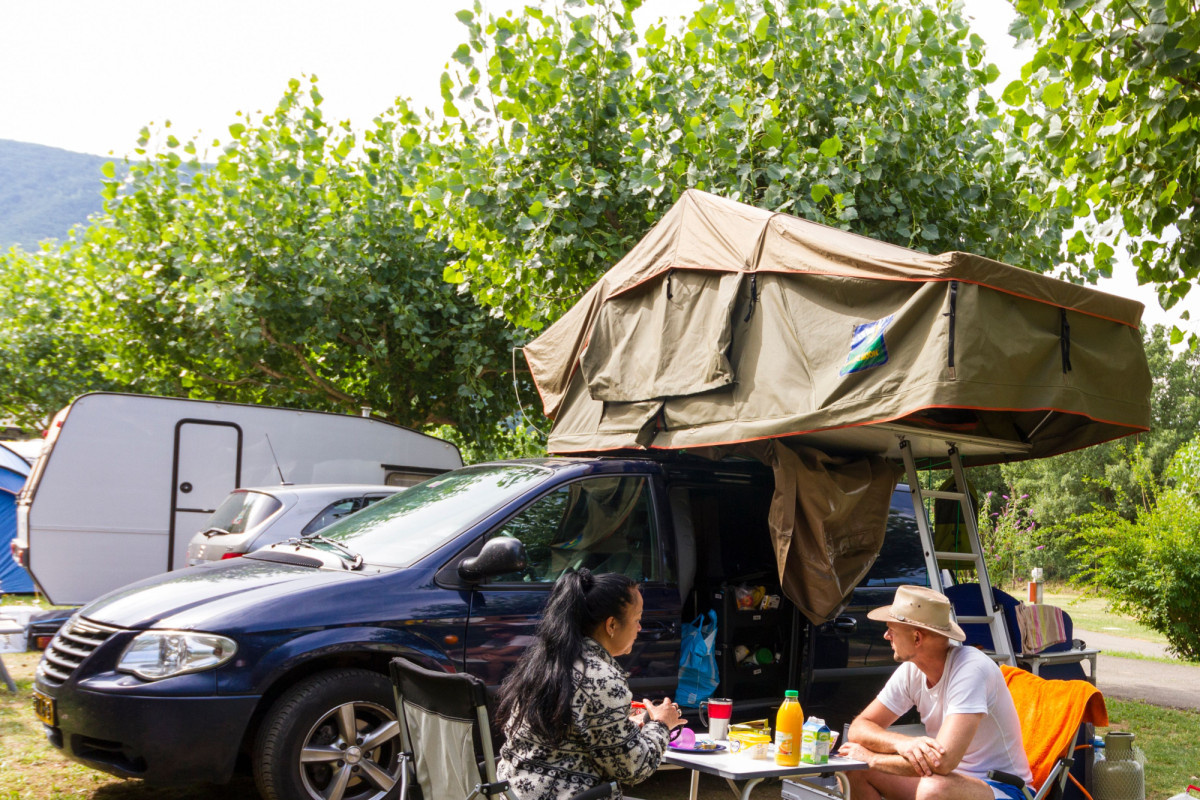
[743, 274, 758, 323]
[1060, 309, 1072, 374]
[946, 280, 958, 379]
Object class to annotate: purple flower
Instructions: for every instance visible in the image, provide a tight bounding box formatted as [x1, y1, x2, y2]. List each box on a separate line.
[1035, 545, 1045, 551]
[1020, 494, 1029, 499]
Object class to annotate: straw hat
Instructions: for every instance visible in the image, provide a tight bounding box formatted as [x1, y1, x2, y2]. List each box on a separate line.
[867, 585, 966, 642]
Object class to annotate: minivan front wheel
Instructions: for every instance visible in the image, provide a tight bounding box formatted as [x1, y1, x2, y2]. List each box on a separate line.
[254, 668, 402, 800]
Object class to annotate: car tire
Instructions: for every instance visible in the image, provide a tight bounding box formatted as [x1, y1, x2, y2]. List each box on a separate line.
[254, 668, 402, 800]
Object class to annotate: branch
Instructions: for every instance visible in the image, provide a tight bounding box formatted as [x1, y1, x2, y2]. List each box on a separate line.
[258, 319, 358, 405]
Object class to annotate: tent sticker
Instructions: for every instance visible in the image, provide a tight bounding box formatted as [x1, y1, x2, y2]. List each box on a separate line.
[840, 315, 895, 376]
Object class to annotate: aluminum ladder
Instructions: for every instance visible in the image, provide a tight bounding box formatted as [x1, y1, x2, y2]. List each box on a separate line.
[898, 438, 1015, 665]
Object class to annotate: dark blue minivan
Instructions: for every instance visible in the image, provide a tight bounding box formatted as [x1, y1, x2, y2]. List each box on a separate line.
[33, 456, 927, 800]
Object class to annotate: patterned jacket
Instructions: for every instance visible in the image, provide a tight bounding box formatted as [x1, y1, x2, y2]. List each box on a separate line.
[497, 637, 670, 800]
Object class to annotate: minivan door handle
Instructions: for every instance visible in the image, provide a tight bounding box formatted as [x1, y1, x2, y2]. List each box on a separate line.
[820, 615, 857, 635]
[641, 621, 679, 641]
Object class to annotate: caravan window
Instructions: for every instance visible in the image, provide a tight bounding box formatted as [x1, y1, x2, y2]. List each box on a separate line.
[207, 491, 283, 535]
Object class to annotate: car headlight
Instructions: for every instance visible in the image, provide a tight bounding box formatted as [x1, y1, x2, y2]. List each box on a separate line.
[117, 630, 237, 680]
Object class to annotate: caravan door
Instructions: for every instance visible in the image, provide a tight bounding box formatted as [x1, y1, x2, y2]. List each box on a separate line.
[170, 421, 242, 570]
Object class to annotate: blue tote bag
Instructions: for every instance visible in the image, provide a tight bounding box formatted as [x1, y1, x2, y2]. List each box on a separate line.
[676, 610, 720, 706]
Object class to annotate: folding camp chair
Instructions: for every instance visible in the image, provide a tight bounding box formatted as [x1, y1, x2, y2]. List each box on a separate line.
[389, 657, 619, 800]
[988, 664, 1109, 800]
[945, 584, 1099, 683]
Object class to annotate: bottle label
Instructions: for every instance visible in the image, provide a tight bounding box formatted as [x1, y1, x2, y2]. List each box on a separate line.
[776, 731, 795, 756]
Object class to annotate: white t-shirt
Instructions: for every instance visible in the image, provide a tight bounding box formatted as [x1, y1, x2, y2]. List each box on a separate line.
[877, 645, 1032, 793]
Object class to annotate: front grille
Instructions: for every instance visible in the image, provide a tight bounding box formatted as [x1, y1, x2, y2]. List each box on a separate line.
[37, 616, 120, 687]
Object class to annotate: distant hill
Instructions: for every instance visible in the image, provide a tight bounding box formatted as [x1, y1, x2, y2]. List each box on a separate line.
[0, 139, 117, 251]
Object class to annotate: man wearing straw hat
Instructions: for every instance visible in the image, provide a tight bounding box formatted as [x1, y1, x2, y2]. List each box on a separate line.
[838, 586, 1032, 800]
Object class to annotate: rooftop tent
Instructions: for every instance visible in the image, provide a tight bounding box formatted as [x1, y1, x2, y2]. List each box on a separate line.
[525, 189, 1150, 461]
[0, 443, 34, 593]
[524, 190, 1152, 622]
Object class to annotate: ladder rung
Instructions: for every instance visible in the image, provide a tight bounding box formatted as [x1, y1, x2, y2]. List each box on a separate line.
[934, 551, 982, 562]
[955, 615, 996, 625]
[920, 489, 969, 501]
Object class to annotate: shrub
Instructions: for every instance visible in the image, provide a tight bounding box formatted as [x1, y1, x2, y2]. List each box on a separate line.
[1074, 437, 1200, 662]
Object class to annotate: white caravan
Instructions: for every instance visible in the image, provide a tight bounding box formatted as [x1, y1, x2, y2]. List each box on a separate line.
[14, 393, 463, 604]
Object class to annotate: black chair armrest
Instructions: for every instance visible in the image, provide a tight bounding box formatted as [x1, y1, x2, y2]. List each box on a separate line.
[571, 781, 619, 800]
[987, 769, 1026, 788]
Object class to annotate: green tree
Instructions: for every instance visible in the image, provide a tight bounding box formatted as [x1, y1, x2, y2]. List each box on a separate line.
[428, 0, 1074, 328]
[0, 79, 526, 447]
[0, 240, 122, 428]
[1007, 0, 1200, 333]
[1075, 435, 1200, 661]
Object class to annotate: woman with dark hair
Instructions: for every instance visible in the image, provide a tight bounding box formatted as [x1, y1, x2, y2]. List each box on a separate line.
[496, 569, 686, 799]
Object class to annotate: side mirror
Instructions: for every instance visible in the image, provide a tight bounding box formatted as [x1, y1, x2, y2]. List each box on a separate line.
[458, 537, 527, 583]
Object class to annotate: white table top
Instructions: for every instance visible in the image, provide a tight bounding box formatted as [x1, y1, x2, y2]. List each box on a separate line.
[662, 747, 867, 780]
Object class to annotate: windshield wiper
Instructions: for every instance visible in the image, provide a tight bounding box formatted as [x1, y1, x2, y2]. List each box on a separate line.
[280, 535, 364, 570]
[202, 526, 233, 538]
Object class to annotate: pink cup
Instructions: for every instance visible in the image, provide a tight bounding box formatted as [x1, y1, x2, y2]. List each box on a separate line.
[698, 698, 733, 739]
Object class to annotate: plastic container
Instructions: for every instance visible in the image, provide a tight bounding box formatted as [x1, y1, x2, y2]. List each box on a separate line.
[729, 731, 771, 759]
[1094, 731, 1145, 800]
[774, 690, 803, 767]
[800, 716, 831, 764]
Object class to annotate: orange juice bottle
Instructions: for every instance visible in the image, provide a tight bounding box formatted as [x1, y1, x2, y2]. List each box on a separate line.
[774, 690, 803, 766]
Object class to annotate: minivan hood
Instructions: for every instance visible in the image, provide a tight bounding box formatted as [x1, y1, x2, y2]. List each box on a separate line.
[81, 559, 358, 630]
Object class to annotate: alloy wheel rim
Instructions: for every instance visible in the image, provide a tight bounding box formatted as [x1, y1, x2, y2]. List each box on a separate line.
[298, 699, 401, 800]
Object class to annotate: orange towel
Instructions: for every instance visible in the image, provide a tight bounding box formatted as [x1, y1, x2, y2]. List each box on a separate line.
[1001, 664, 1109, 790]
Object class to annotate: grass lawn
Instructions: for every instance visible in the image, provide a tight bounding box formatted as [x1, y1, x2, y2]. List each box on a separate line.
[1042, 589, 1169, 645]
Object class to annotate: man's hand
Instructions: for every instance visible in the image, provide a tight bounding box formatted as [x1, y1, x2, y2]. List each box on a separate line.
[837, 741, 875, 767]
[894, 735, 946, 776]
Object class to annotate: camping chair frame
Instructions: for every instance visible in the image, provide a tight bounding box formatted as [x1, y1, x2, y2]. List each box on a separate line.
[389, 658, 618, 800]
[989, 756, 1075, 800]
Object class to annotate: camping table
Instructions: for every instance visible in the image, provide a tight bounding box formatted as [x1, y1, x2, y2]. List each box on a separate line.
[662, 747, 867, 800]
[0, 617, 22, 692]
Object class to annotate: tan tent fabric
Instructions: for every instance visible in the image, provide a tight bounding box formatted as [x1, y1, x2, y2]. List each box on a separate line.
[736, 441, 898, 625]
[525, 190, 1151, 463]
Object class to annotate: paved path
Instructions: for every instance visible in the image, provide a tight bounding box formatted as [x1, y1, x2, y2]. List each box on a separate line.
[1076, 627, 1200, 711]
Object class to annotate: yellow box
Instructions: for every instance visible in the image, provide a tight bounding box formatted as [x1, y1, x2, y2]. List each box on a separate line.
[729, 719, 771, 734]
[728, 731, 771, 759]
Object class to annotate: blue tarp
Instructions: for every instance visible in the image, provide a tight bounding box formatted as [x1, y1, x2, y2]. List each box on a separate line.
[0, 443, 33, 593]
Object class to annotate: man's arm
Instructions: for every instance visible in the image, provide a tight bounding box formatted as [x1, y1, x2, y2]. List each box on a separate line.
[841, 711, 983, 777]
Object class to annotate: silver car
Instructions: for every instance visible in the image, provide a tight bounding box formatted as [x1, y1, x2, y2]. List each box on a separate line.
[185, 484, 402, 565]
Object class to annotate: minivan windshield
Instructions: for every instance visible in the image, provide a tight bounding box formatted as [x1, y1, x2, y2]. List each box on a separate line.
[313, 463, 553, 566]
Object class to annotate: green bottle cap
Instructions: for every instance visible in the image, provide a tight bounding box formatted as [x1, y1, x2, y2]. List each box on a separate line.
[785, 690, 799, 698]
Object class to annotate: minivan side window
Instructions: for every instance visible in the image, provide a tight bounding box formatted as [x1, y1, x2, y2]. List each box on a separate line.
[862, 494, 930, 587]
[486, 475, 659, 584]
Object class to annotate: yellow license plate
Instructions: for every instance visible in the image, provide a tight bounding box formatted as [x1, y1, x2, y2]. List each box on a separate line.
[32, 689, 56, 727]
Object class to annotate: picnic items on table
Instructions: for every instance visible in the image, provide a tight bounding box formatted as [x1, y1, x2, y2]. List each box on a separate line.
[1094, 732, 1145, 800]
[1015, 603, 1069, 654]
[774, 690, 803, 766]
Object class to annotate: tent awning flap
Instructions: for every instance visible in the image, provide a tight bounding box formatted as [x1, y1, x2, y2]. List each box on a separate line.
[738, 441, 898, 625]
[581, 271, 742, 402]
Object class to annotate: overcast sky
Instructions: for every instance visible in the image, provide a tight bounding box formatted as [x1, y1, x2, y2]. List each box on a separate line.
[1, 0, 1193, 332]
